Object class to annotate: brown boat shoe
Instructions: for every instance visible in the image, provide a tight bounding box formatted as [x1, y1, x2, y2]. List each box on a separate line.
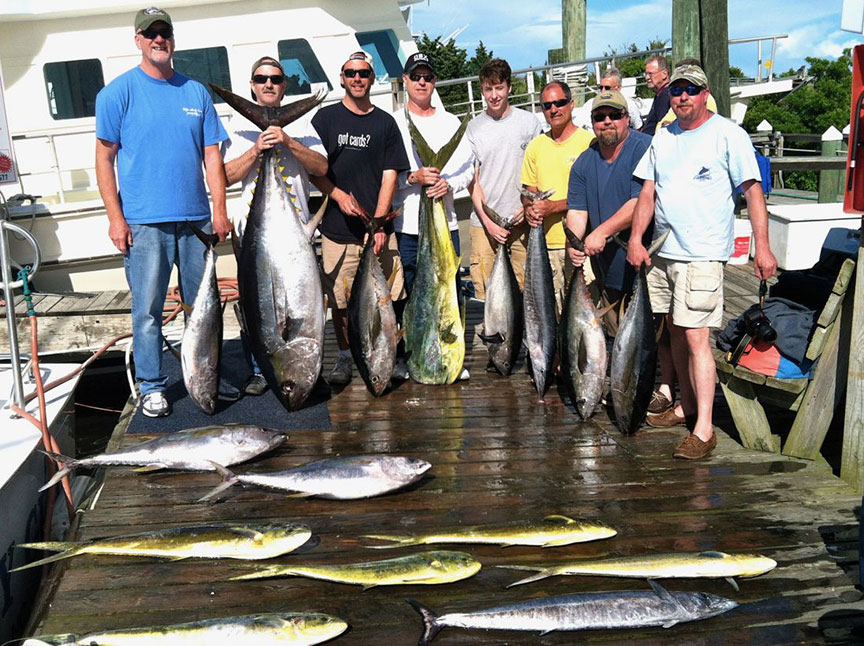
[647, 390, 673, 414]
[645, 406, 686, 428]
[673, 433, 717, 460]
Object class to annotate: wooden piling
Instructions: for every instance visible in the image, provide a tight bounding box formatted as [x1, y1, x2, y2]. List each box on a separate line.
[819, 126, 844, 203]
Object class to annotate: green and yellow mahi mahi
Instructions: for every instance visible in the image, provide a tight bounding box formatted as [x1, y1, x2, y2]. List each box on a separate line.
[501, 550, 777, 590]
[230, 550, 480, 589]
[363, 515, 616, 548]
[13, 523, 311, 571]
[403, 114, 469, 385]
[22, 612, 347, 646]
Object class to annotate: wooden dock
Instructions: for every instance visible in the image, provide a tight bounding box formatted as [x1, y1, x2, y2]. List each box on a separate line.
[22, 261, 864, 646]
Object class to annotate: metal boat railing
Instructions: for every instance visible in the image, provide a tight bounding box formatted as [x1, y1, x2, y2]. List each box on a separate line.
[0, 189, 42, 411]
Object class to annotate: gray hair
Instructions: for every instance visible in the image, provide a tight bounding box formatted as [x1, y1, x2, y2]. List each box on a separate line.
[601, 67, 622, 83]
[646, 55, 670, 73]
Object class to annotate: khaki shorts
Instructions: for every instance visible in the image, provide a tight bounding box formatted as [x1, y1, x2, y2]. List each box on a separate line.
[646, 257, 724, 329]
[321, 234, 405, 310]
[548, 248, 574, 317]
[468, 224, 529, 299]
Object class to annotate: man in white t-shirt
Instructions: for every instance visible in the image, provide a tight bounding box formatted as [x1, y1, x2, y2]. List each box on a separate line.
[627, 64, 777, 460]
[221, 55, 328, 396]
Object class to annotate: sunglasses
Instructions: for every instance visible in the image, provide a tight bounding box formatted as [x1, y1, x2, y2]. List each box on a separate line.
[409, 73, 435, 83]
[592, 110, 626, 122]
[139, 26, 173, 40]
[669, 84, 704, 97]
[342, 68, 372, 79]
[599, 84, 616, 91]
[252, 74, 285, 84]
[541, 98, 570, 111]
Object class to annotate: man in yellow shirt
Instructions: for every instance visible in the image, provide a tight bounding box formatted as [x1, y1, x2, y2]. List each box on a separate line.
[521, 81, 595, 311]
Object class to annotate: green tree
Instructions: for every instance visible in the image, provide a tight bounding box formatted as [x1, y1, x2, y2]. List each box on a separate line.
[415, 34, 494, 114]
[603, 40, 668, 98]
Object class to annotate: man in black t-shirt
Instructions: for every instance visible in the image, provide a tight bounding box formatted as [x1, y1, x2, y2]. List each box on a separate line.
[640, 55, 670, 136]
[311, 51, 410, 386]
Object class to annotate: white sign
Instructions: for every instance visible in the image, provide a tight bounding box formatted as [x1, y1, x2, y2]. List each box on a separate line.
[0, 66, 18, 185]
[842, 0, 864, 34]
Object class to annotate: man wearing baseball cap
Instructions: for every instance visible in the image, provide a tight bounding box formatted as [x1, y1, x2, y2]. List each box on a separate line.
[626, 63, 777, 458]
[565, 89, 652, 336]
[95, 7, 229, 418]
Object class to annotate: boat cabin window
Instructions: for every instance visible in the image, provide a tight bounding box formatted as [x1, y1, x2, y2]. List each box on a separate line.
[174, 46, 232, 104]
[43, 59, 104, 120]
[355, 30, 403, 82]
[276, 39, 332, 96]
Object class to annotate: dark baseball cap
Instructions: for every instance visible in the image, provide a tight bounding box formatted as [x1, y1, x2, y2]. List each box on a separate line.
[404, 52, 436, 76]
[135, 7, 172, 32]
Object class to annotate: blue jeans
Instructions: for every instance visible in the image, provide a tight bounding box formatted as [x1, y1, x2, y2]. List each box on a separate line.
[397, 229, 461, 297]
[124, 219, 210, 395]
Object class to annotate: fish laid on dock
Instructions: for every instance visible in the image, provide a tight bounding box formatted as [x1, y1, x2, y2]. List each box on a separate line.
[22, 612, 348, 646]
[230, 550, 480, 588]
[408, 580, 738, 645]
[12, 523, 311, 572]
[501, 550, 777, 590]
[40, 424, 287, 492]
[363, 515, 616, 548]
[199, 455, 431, 502]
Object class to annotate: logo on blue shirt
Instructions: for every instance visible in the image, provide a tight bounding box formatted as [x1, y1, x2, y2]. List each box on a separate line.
[183, 107, 203, 118]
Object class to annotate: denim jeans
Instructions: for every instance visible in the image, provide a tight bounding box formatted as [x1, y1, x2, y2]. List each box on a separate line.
[396, 229, 461, 297]
[124, 219, 211, 395]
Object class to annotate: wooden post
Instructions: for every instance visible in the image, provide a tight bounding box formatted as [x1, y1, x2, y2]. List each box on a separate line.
[562, 0, 586, 106]
[699, 0, 731, 118]
[841, 220, 864, 492]
[672, 0, 700, 61]
[819, 126, 844, 203]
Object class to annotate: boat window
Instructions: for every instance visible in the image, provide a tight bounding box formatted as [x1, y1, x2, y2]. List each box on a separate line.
[174, 46, 231, 104]
[276, 39, 332, 96]
[43, 59, 105, 120]
[355, 30, 403, 82]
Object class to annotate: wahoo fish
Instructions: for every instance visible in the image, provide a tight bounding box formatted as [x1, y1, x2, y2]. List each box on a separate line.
[39, 424, 286, 492]
[199, 455, 430, 502]
[519, 188, 557, 397]
[230, 550, 480, 589]
[501, 550, 777, 591]
[478, 204, 523, 376]
[181, 225, 223, 415]
[403, 114, 468, 385]
[210, 84, 326, 411]
[347, 210, 400, 396]
[22, 612, 348, 646]
[408, 580, 738, 645]
[12, 523, 311, 572]
[559, 226, 608, 418]
[610, 231, 670, 433]
[363, 515, 616, 549]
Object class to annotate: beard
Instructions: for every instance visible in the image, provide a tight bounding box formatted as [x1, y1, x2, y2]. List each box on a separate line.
[598, 128, 620, 147]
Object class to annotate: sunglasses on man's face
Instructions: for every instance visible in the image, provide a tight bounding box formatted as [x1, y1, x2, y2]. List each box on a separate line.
[343, 68, 372, 79]
[599, 84, 616, 91]
[592, 110, 626, 123]
[139, 26, 173, 40]
[252, 74, 285, 85]
[669, 84, 704, 97]
[409, 73, 435, 83]
[541, 98, 570, 111]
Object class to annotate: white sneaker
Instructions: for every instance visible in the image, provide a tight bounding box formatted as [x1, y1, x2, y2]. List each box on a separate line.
[328, 355, 353, 385]
[458, 367, 470, 381]
[142, 391, 171, 418]
[392, 357, 409, 381]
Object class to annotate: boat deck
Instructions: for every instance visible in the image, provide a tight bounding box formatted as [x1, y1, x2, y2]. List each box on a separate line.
[22, 262, 863, 645]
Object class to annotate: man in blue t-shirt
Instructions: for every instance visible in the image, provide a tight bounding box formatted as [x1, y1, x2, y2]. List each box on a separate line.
[95, 7, 230, 418]
[565, 89, 651, 335]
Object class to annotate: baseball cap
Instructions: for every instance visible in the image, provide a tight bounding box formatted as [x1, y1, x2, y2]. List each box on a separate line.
[251, 56, 284, 77]
[670, 64, 709, 88]
[135, 7, 172, 32]
[343, 51, 374, 70]
[592, 90, 627, 112]
[404, 52, 436, 76]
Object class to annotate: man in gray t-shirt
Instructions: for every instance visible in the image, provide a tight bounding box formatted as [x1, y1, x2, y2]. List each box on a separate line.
[467, 58, 542, 299]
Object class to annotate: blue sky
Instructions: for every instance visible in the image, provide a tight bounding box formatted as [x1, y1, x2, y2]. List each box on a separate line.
[410, 0, 864, 76]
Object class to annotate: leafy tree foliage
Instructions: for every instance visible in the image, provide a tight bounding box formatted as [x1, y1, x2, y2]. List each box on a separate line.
[415, 34, 495, 112]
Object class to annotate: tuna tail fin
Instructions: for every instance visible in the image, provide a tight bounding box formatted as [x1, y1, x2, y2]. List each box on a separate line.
[406, 110, 469, 170]
[37, 451, 77, 493]
[197, 461, 240, 502]
[208, 84, 326, 130]
[497, 564, 557, 587]
[189, 223, 219, 249]
[646, 230, 671, 257]
[562, 224, 585, 252]
[361, 535, 422, 549]
[481, 203, 513, 230]
[406, 598, 444, 646]
[305, 196, 328, 240]
[10, 547, 80, 573]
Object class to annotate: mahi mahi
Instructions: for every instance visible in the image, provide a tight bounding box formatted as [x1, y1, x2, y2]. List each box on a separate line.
[22, 612, 348, 646]
[12, 523, 311, 572]
[230, 550, 480, 589]
[520, 188, 558, 397]
[181, 225, 223, 415]
[501, 550, 777, 591]
[363, 515, 616, 549]
[403, 113, 468, 385]
[199, 455, 431, 502]
[39, 424, 287, 492]
[210, 84, 326, 411]
[559, 226, 608, 418]
[408, 580, 738, 645]
[478, 203, 523, 376]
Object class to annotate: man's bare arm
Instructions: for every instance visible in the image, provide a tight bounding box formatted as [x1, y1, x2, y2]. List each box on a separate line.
[204, 144, 231, 241]
[95, 138, 132, 254]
